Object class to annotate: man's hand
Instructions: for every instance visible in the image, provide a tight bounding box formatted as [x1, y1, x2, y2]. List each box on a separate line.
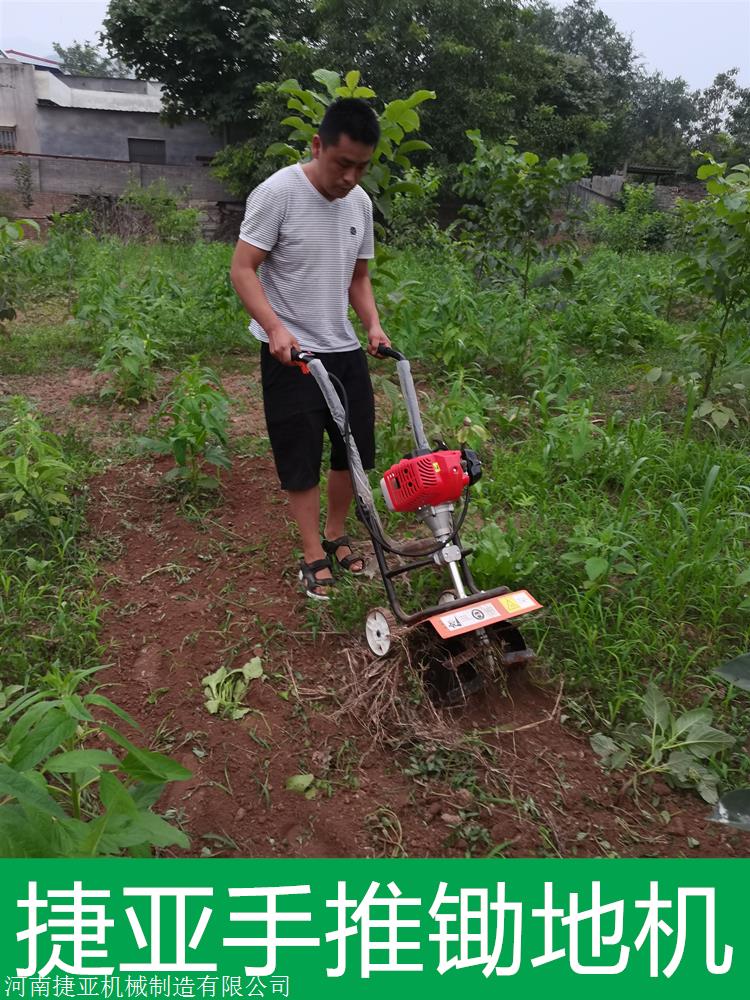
[268, 324, 301, 366]
[367, 324, 391, 357]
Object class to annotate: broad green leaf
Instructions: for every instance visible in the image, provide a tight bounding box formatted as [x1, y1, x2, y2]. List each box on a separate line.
[671, 708, 713, 740]
[678, 721, 734, 759]
[711, 408, 731, 429]
[697, 162, 723, 180]
[202, 666, 227, 689]
[10, 709, 79, 772]
[281, 116, 312, 131]
[344, 70, 360, 91]
[86, 694, 139, 729]
[265, 143, 301, 161]
[312, 69, 341, 97]
[98, 771, 139, 817]
[643, 683, 670, 731]
[0, 806, 71, 857]
[403, 89, 436, 109]
[0, 764, 65, 817]
[395, 140, 431, 155]
[101, 725, 192, 783]
[46, 750, 121, 774]
[124, 809, 189, 849]
[61, 695, 93, 723]
[130, 782, 166, 810]
[584, 556, 608, 581]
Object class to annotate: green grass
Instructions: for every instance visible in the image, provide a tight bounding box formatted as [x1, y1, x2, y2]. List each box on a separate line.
[0, 420, 107, 686]
[3, 226, 750, 793]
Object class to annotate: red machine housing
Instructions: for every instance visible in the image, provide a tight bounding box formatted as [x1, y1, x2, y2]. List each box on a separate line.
[380, 450, 469, 513]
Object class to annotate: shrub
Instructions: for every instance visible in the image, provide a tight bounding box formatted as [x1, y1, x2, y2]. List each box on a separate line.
[456, 133, 588, 295]
[119, 180, 200, 243]
[0, 397, 75, 534]
[587, 184, 672, 252]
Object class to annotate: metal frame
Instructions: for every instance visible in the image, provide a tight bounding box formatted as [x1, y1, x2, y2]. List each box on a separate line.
[299, 348, 513, 626]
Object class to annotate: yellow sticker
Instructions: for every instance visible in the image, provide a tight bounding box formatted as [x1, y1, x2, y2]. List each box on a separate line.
[433, 462, 441, 472]
[499, 595, 520, 612]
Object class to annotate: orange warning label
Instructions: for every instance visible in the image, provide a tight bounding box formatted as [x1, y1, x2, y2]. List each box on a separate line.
[428, 590, 542, 639]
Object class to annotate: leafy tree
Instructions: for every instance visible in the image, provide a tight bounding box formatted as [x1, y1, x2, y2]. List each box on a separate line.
[694, 69, 750, 164]
[294, 0, 539, 167]
[536, 0, 637, 104]
[456, 131, 588, 295]
[52, 39, 130, 78]
[528, 0, 639, 170]
[679, 154, 750, 399]
[625, 71, 699, 171]
[102, 0, 313, 125]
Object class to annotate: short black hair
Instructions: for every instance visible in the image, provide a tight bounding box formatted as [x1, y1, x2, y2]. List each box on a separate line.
[318, 98, 380, 149]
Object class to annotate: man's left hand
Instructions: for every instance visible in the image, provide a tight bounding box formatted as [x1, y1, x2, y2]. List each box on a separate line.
[367, 325, 391, 357]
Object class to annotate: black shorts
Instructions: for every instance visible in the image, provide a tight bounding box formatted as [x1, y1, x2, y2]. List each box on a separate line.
[260, 343, 376, 491]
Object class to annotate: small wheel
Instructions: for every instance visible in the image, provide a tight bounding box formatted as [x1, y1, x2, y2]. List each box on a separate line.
[438, 589, 457, 606]
[365, 608, 393, 657]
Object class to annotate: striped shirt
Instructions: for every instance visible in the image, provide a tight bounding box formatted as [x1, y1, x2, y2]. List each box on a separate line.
[239, 163, 374, 353]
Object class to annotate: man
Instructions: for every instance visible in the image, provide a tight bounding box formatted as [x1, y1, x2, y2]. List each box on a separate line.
[230, 98, 390, 599]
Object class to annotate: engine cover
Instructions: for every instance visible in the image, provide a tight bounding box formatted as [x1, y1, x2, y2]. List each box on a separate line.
[380, 450, 469, 512]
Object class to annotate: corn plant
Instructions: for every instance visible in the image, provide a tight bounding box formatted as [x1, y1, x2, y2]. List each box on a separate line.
[97, 328, 167, 404]
[0, 397, 75, 532]
[0, 665, 191, 857]
[139, 358, 231, 492]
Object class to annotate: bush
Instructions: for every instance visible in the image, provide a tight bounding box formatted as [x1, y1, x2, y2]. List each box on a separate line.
[586, 184, 672, 252]
[119, 180, 199, 243]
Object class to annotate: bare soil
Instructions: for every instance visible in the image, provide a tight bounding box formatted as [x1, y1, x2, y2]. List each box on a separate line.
[3, 367, 745, 858]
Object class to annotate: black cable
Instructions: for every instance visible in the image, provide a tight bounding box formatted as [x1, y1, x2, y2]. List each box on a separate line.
[326, 367, 472, 558]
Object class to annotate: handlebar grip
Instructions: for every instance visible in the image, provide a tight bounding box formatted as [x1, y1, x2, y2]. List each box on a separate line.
[291, 347, 315, 364]
[376, 345, 406, 361]
[290, 346, 315, 374]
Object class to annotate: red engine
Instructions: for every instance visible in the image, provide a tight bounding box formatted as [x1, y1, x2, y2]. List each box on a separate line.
[380, 450, 469, 513]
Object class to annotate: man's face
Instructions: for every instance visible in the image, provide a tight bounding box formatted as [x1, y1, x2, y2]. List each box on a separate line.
[311, 133, 375, 199]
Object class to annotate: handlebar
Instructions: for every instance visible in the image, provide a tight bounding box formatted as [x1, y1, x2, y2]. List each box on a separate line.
[290, 345, 405, 370]
[376, 345, 405, 361]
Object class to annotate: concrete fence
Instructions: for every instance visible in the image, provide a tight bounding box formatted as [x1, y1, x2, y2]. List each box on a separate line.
[568, 174, 625, 210]
[0, 152, 234, 213]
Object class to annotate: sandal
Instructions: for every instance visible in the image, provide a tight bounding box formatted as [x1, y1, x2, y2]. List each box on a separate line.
[298, 557, 335, 601]
[322, 534, 365, 575]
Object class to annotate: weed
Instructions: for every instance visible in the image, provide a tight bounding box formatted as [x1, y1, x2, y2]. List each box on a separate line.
[0, 666, 191, 857]
[201, 658, 265, 720]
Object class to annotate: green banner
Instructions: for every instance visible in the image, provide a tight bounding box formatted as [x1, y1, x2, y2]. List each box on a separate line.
[0, 861, 745, 998]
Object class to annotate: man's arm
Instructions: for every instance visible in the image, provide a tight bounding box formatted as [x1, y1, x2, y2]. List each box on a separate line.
[349, 258, 391, 356]
[230, 240, 300, 365]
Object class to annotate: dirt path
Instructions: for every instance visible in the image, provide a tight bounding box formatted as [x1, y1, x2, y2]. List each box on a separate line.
[5, 368, 746, 858]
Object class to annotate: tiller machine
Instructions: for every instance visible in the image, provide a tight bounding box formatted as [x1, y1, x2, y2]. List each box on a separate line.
[292, 345, 541, 703]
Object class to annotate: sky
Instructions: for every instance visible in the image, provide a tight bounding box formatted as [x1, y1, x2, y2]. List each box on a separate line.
[0, 0, 748, 90]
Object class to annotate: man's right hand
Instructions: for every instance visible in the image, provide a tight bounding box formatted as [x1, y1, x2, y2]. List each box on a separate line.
[268, 325, 301, 366]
